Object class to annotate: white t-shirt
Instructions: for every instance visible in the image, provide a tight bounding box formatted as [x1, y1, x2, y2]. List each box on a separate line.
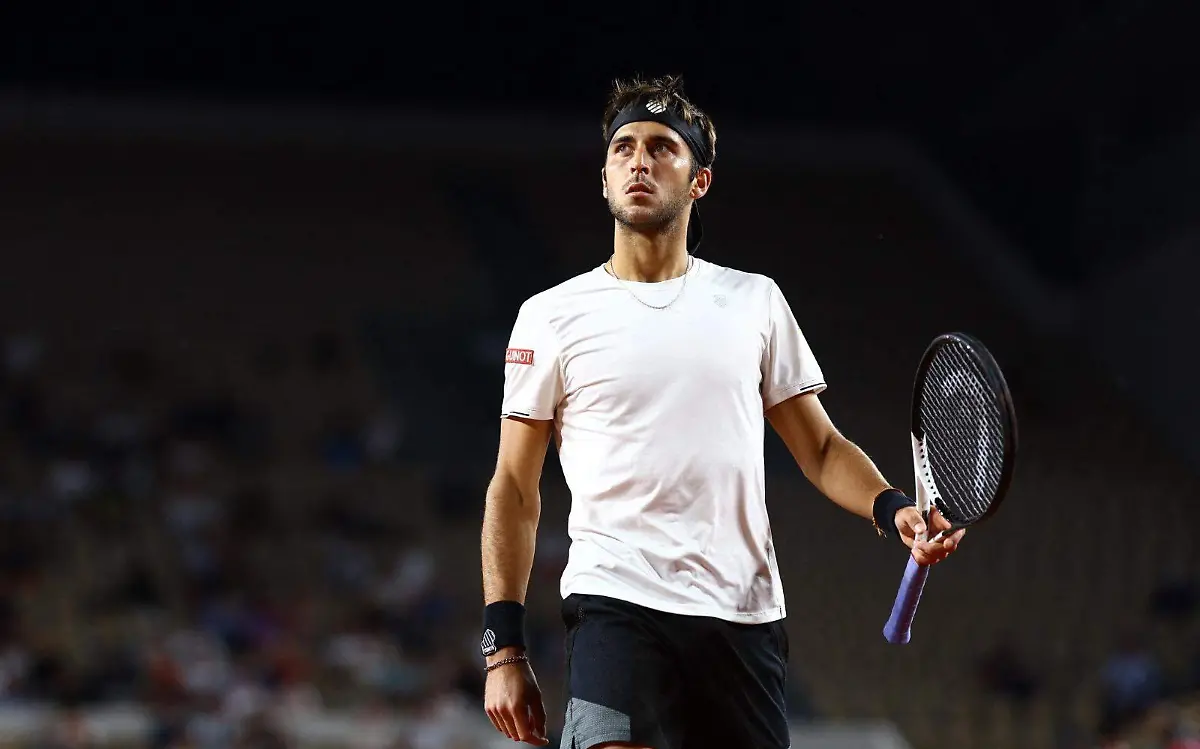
[500, 257, 825, 624]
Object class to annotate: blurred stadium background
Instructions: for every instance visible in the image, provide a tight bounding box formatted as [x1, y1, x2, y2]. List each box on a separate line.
[1, 2, 1199, 748]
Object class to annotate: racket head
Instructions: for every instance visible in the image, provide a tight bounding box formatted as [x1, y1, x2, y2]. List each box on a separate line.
[910, 332, 1018, 529]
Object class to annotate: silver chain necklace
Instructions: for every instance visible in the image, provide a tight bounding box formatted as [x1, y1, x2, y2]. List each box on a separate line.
[605, 254, 694, 310]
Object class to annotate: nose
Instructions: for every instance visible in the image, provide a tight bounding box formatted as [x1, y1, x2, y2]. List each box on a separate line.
[629, 145, 650, 175]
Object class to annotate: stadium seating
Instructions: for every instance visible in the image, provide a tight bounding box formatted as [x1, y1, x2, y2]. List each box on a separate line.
[0, 128, 1195, 749]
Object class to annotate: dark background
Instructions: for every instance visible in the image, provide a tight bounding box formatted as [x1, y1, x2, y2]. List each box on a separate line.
[0, 3, 1197, 748]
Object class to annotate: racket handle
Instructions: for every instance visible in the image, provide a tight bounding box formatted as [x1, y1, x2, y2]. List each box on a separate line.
[883, 556, 930, 644]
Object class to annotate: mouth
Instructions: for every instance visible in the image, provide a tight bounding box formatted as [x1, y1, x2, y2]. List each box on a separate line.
[625, 183, 654, 195]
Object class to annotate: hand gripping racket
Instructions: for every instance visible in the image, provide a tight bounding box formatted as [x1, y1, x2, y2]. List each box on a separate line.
[883, 332, 1018, 644]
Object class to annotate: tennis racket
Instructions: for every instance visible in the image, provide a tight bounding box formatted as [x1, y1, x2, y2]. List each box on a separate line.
[882, 332, 1018, 644]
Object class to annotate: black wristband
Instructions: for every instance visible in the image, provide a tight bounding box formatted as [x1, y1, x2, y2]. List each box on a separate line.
[482, 601, 526, 656]
[872, 489, 917, 544]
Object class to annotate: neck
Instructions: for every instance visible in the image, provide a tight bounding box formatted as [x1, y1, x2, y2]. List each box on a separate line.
[610, 223, 690, 282]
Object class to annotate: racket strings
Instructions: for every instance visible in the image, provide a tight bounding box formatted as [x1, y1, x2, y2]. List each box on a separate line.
[918, 342, 1007, 525]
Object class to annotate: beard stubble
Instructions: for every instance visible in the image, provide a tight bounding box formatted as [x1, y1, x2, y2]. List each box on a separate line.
[607, 183, 692, 235]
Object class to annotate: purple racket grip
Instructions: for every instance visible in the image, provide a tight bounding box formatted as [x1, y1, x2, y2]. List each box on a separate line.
[883, 556, 930, 644]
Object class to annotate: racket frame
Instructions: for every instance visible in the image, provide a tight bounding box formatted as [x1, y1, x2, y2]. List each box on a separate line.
[909, 332, 1018, 529]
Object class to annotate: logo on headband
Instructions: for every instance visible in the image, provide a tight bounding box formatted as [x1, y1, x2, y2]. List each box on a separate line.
[646, 100, 667, 114]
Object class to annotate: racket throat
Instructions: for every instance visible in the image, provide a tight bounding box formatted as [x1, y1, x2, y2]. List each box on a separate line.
[911, 433, 941, 543]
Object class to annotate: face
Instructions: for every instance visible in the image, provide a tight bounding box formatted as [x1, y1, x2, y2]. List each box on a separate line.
[602, 121, 711, 234]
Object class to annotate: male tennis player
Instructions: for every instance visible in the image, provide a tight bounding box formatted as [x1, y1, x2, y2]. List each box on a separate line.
[480, 74, 965, 749]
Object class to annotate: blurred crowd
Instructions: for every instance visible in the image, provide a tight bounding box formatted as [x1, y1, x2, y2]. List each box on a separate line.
[974, 572, 1200, 748]
[0, 316, 1196, 749]
[0, 331, 509, 749]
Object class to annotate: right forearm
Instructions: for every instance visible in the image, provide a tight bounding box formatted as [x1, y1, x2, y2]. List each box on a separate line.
[481, 473, 540, 605]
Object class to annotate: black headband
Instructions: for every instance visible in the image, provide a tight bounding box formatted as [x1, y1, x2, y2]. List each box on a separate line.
[605, 98, 712, 252]
[605, 99, 714, 167]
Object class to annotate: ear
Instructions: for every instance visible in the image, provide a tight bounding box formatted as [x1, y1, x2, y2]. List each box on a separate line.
[601, 168, 608, 199]
[691, 167, 713, 200]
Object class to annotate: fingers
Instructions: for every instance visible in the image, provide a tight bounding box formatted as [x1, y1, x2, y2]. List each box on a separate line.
[511, 702, 535, 744]
[486, 705, 514, 740]
[486, 683, 548, 745]
[911, 544, 950, 565]
[914, 538, 946, 560]
[911, 528, 966, 566]
[515, 700, 550, 745]
[529, 698, 550, 745]
[930, 509, 953, 532]
[492, 703, 547, 746]
[485, 691, 519, 741]
[499, 709, 519, 742]
[943, 528, 966, 551]
[910, 542, 936, 566]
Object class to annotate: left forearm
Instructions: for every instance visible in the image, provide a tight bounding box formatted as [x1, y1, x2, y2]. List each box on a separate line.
[765, 392, 895, 521]
[806, 433, 891, 520]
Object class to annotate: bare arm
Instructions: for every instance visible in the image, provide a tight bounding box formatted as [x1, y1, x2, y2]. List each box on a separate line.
[766, 392, 891, 520]
[482, 416, 553, 607]
[481, 415, 553, 744]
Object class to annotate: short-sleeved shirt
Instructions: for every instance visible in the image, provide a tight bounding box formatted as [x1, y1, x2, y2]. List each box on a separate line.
[501, 258, 825, 623]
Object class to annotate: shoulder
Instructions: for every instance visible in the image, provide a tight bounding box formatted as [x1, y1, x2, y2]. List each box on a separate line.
[696, 258, 780, 297]
[514, 266, 608, 321]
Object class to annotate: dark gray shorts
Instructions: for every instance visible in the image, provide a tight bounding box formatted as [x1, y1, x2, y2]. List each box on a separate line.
[558, 593, 791, 749]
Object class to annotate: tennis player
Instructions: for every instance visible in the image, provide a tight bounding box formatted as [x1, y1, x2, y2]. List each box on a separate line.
[480, 74, 965, 749]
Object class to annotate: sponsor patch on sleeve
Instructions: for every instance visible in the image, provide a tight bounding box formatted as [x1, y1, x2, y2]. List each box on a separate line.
[505, 348, 535, 366]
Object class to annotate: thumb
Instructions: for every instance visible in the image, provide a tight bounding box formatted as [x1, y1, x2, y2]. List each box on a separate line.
[899, 509, 926, 537]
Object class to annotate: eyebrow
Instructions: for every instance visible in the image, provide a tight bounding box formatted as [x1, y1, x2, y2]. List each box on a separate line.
[611, 133, 681, 148]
